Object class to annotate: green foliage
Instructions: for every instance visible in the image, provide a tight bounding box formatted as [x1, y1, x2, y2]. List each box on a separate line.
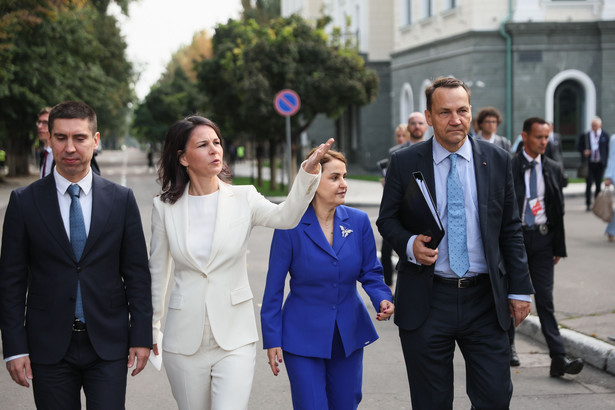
[0, 0, 135, 174]
[196, 15, 379, 143]
[132, 67, 208, 145]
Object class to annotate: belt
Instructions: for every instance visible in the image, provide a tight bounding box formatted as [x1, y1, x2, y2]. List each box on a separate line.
[522, 224, 549, 235]
[72, 318, 86, 332]
[433, 274, 489, 289]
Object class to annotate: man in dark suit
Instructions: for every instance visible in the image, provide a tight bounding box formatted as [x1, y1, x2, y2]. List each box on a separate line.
[377, 77, 534, 409]
[0, 101, 152, 409]
[510, 117, 583, 376]
[577, 116, 610, 210]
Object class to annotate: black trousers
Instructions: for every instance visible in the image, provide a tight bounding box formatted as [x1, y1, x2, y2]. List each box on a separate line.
[31, 330, 128, 410]
[399, 279, 512, 410]
[380, 239, 394, 286]
[585, 161, 605, 207]
[523, 229, 566, 357]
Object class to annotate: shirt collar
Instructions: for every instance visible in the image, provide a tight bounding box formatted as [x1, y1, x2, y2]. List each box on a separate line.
[433, 136, 472, 165]
[522, 149, 542, 166]
[592, 128, 602, 138]
[54, 168, 93, 196]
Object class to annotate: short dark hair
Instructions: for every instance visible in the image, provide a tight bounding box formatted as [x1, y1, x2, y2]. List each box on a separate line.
[476, 106, 502, 126]
[158, 115, 230, 204]
[425, 77, 470, 112]
[39, 107, 52, 117]
[522, 117, 548, 134]
[48, 101, 97, 135]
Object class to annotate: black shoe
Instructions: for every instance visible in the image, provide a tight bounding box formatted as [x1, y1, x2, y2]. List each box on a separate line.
[510, 345, 520, 367]
[550, 355, 584, 377]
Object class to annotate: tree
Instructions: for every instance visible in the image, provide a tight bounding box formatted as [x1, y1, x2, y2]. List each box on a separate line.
[0, 0, 135, 175]
[131, 30, 211, 146]
[132, 67, 208, 146]
[196, 15, 379, 189]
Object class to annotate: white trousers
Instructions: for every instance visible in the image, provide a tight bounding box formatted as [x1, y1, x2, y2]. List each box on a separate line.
[163, 316, 256, 410]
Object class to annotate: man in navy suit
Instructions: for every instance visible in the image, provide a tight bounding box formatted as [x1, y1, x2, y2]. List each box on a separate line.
[377, 77, 534, 409]
[577, 116, 610, 211]
[0, 101, 152, 409]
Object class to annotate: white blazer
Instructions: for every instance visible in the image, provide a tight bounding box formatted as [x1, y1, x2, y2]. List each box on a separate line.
[149, 165, 320, 354]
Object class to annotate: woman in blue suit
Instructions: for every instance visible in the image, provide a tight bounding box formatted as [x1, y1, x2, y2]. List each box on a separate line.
[261, 149, 395, 409]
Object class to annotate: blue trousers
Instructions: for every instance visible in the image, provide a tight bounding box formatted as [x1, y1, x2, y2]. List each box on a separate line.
[283, 326, 363, 410]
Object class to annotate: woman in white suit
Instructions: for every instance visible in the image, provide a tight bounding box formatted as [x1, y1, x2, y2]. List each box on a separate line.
[149, 115, 332, 410]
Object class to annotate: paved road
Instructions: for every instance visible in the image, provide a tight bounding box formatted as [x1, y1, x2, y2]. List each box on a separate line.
[0, 149, 614, 409]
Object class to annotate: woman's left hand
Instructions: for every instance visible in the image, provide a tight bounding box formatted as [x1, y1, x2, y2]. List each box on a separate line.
[376, 300, 395, 321]
[302, 138, 335, 174]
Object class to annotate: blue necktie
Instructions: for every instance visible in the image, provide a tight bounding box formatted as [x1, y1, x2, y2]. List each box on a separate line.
[447, 154, 469, 277]
[524, 160, 537, 227]
[68, 184, 86, 323]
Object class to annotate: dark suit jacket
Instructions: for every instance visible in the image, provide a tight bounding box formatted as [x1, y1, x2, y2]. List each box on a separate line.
[0, 174, 152, 364]
[577, 130, 610, 166]
[377, 137, 533, 331]
[512, 154, 567, 257]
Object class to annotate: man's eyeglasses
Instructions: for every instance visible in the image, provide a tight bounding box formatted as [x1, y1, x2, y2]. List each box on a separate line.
[36, 120, 49, 126]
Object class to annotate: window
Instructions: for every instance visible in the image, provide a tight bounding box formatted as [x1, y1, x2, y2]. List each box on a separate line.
[443, 0, 457, 10]
[421, 0, 432, 19]
[402, 0, 412, 26]
[554, 80, 585, 151]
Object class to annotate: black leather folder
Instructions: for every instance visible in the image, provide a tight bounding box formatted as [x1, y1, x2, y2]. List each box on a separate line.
[400, 171, 445, 249]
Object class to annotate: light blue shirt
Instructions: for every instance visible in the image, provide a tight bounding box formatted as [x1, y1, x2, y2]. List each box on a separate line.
[406, 137, 530, 301]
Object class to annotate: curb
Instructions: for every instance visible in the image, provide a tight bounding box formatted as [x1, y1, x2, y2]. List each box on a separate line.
[517, 315, 615, 375]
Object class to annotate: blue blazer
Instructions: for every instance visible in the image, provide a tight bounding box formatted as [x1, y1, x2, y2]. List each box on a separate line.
[261, 204, 392, 358]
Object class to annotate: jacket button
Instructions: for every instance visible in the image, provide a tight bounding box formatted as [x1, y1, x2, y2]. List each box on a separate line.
[77, 266, 82, 272]
[332, 305, 336, 310]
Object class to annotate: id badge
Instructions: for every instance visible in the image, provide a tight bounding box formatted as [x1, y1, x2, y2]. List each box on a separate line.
[529, 198, 542, 216]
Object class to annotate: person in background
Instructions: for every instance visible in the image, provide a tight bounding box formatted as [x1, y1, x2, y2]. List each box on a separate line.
[37, 107, 53, 178]
[475, 106, 512, 152]
[149, 115, 332, 410]
[577, 116, 609, 211]
[261, 149, 394, 409]
[603, 133, 615, 242]
[0, 101, 152, 409]
[510, 117, 583, 376]
[377, 77, 533, 409]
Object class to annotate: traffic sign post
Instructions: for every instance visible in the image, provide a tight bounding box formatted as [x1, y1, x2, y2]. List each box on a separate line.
[274, 89, 301, 190]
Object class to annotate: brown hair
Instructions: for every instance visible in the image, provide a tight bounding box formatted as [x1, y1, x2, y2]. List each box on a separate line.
[425, 77, 471, 113]
[476, 106, 502, 127]
[158, 115, 231, 204]
[303, 147, 346, 168]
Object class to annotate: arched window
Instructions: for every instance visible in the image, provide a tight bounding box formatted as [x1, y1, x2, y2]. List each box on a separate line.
[400, 83, 413, 124]
[554, 79, 585, 151]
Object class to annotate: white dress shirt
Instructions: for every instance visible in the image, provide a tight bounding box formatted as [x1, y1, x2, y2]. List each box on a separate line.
[521, 151, 547, 226]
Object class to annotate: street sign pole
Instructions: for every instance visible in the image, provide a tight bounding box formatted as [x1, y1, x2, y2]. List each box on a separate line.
[273, 89, 301, 192]
[285, 115, 292, 190]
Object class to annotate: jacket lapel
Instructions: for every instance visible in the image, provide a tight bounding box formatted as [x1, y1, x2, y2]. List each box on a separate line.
[206, 179, 232, 267]
[303, 205, 337, 259]
[170, 183, 204, 272]
[332, 206, 351, 256]
[471, 138, 490, 243]
[416, 139, 437, 203]
[34, 176, 74, 261]
[82, 175, 114, 261]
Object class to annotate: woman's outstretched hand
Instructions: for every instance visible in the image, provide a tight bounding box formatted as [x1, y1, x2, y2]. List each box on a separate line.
[303, 138, 335, 174]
